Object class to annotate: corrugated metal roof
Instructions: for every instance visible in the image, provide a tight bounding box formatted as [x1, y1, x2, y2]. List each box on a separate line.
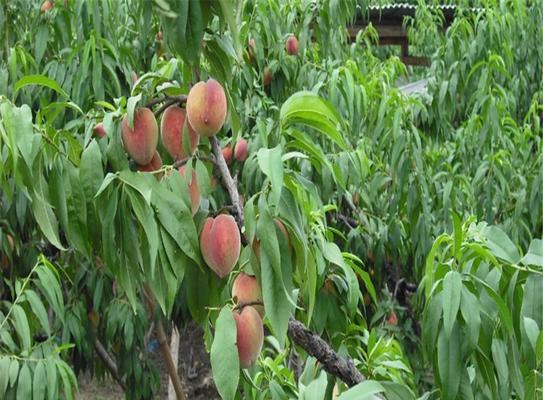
[399, 79, 428, 96]
[357, 4, 483, 24]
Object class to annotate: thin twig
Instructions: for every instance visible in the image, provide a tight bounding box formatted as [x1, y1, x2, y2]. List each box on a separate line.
[232, 300, 263, 312]
[93, 338, 126, 391]
[150, 95, 189, 117]
[146, 95, 188, 109]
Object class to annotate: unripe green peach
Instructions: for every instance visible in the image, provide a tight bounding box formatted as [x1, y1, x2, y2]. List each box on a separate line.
[233, 306, 264, 368]
[232, 273, 264, 317]
[186, 79, 227, 137]
[200, 214, 240, 278]
[234, 139, 248, 162]
[178, 165, 200, 216]
[161, 106, 199, 160]
[121, 107, 159, 165]
[285, 35, 299, 56]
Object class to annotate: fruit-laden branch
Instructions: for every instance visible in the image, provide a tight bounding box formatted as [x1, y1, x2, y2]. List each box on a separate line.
[93, 338, 126, 391]
[209, 138, 377, 390]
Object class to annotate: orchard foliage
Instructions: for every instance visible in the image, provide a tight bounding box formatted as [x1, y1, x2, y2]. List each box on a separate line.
[0, 0, 542, 399]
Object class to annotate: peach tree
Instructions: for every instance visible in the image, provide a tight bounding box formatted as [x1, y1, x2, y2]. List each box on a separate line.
[1, 1, 542, 399]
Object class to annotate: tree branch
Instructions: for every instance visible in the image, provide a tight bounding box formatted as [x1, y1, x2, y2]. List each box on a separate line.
[142, 286, 187, 400]
[209, 136, 244, 230]
[148, 95, 188, 117]
[287, 318, 364, 387]
[93, 338, 126, 391]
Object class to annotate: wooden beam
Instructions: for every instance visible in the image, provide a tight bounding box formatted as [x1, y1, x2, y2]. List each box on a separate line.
[401, 56, 430, 66]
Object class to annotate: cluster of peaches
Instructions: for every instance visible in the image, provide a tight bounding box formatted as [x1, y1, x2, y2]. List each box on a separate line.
[95, 79, 268, 368]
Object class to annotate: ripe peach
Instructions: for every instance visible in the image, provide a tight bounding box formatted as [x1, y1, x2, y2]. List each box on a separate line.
[93, 122, 106, 138]
[40, 0, 53, 13]
[247, 38, 256, 60]
[200, 214, 240, 278]
[178, 166, 200, 216]
[285, 35, 299, 56]
[161, 106, 199, 160]
[1, 235, 14, 269]
[263, 67, 272, 86]
[222, 146, 232, 164]
[234, 139, 248, 162]
[186, 79, 227, 137]
[137, 151, 163, 178]
[121, 107, 158, 165]
[233, 306, 264, 368]
[232, 273, 264, 317]
[130, 71, 138, 85]
[387, 311, 398, 326]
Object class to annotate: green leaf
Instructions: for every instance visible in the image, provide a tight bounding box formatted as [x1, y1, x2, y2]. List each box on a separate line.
[16, 363, 31, 400]
[257, 146, 284, 207]
[34, 264, 64, 320]
[80, 140, 104, 199]
[520, 274, 543, 340]
[452, 211, 462, 258]
[437, 324, 462, 400]
[280, 91, 348, 150]
[9, 359, 19, 387]
[380, 382, 416, 400]
[442, 271, 462, 338]
[57, 359, 75, 400]
[161, 0, 203, 65]
[210, 307, 239, 400]
[322, 242, 358, 312]
[491, 339, 509, 394]
[300, 370, 328, 400]
[46, 358, 57, 400]
[34, 25, 49, 65]
[520, 239, 543, 267]
[483, 226, 520, 264]
[127, 187, 158, 277]
[126, 94, 143, 129]
[119, 170, 153, 205]
[259, 210, 291, 346]
[11, 304, 31, 350]
[33, 361, 46, 400]
[31, 182, 65, 250]
[460, 287, 481, 354]
[14, 75, 68, 98]
[0, 356, 9, 395]
[523, 317, 540, 352]
[0, 102, 38, 171]
[336, 380, 386, 400]
[94, 172, 118, 198]
[24, 289, 50, 336]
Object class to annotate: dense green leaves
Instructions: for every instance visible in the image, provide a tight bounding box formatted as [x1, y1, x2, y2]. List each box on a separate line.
[280, 91, 348, 150]
[210, 307, 239, 400]
[424, 221, 543, 398]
